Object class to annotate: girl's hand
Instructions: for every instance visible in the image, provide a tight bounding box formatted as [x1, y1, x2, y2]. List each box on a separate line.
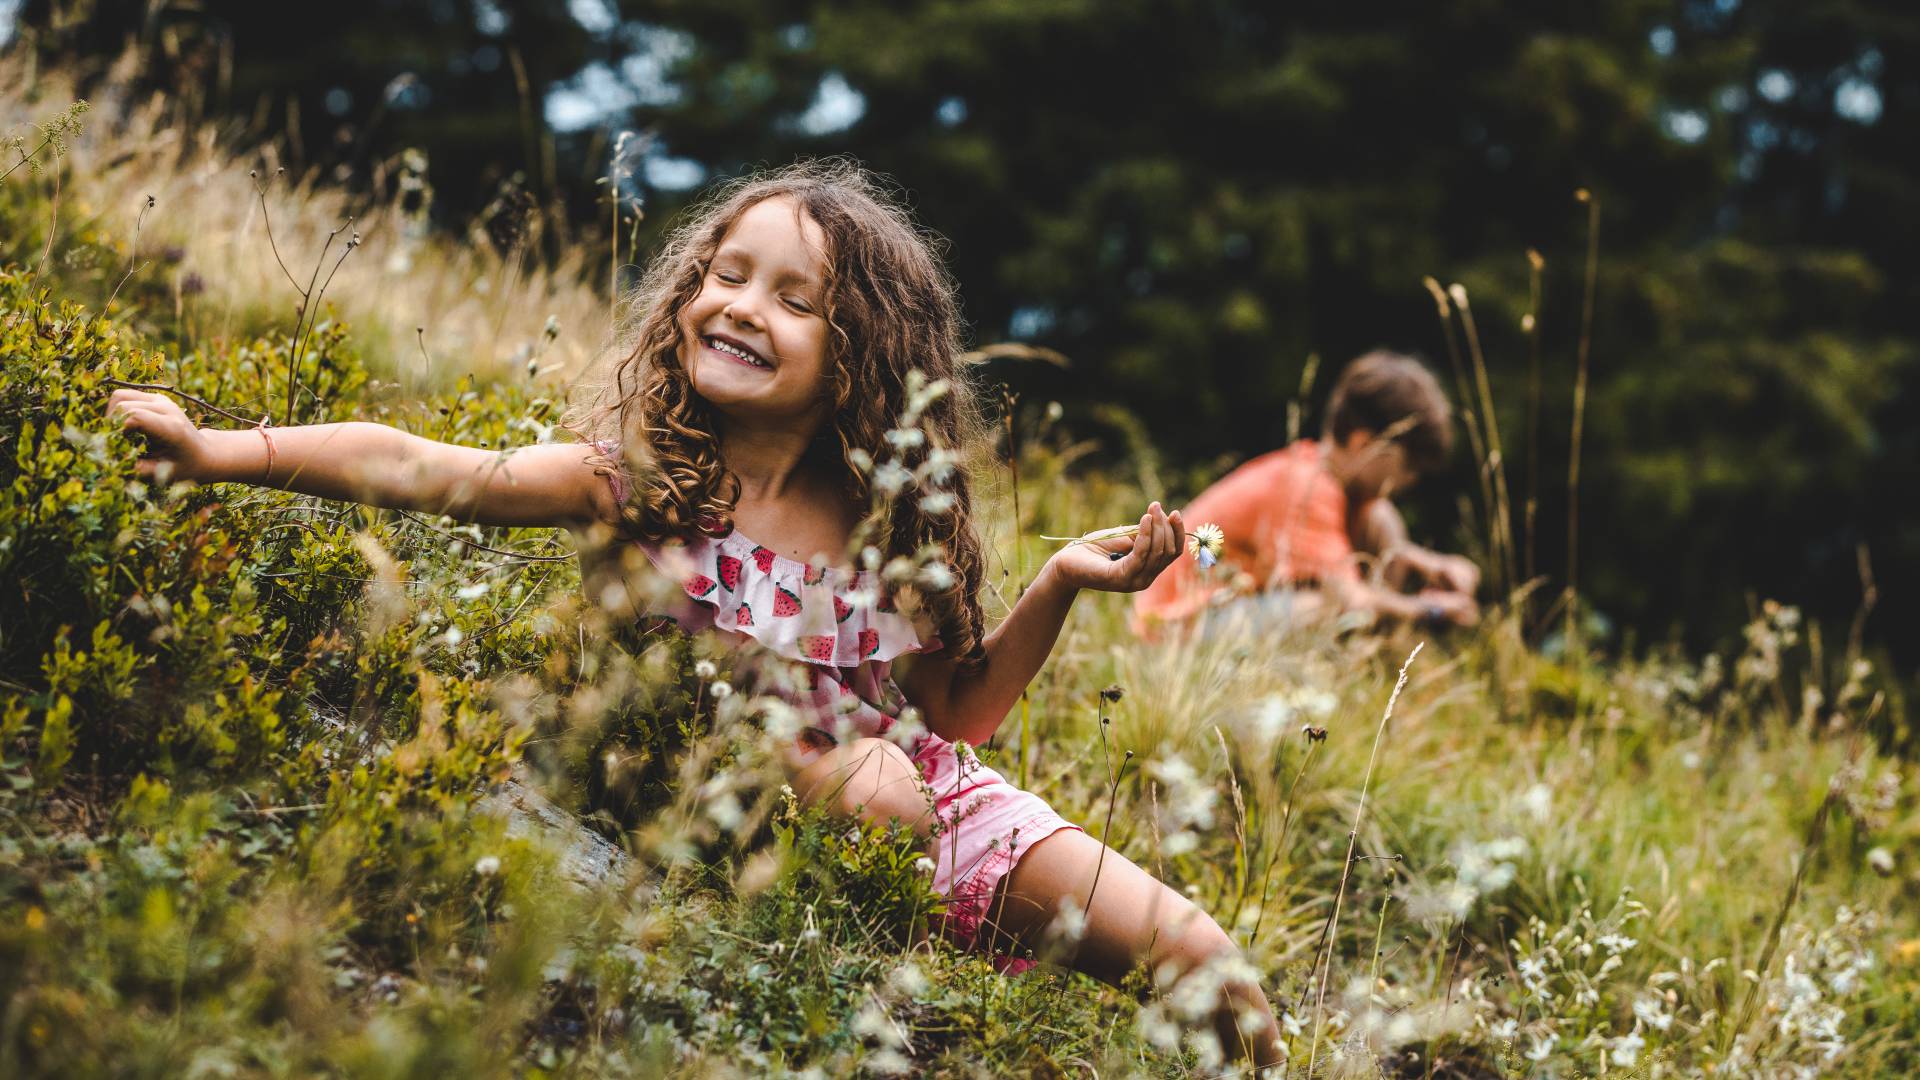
[106, 389, 223, 482]
[1046, 502, 1184, 594]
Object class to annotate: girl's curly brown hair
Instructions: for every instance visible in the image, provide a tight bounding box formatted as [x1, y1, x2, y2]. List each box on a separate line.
[569, 159, 990, 668]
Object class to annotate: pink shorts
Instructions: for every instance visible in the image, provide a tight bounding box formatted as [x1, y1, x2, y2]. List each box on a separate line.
[911, 731, 1082, 954]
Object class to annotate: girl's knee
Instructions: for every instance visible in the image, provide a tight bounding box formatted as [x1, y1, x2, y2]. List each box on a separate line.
[1153, 902, 1242, 982]
[793, 736, 928, 825]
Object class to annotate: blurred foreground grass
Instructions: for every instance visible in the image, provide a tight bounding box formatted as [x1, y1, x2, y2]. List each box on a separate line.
[1, 70, 1916, 1078]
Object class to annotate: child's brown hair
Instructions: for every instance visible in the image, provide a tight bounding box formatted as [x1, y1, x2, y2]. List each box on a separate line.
[571, 159, 990, 666]
[1323, 350, 1453, 473]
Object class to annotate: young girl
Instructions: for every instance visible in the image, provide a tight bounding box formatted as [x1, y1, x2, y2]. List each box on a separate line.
[107, 161, 1284, 1069]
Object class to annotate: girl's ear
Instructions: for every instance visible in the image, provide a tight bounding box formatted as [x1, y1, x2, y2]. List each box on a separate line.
[1341, 428, 1376, 453]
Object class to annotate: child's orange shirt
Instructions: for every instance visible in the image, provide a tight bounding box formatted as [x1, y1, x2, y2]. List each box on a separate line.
[1132, 440, 1359, 630]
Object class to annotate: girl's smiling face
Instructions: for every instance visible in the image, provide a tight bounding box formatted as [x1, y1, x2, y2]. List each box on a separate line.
[680, 196, 833, 432]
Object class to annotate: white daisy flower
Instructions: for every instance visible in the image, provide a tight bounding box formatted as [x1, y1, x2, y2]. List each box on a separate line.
[1187, 521, 1225, 569]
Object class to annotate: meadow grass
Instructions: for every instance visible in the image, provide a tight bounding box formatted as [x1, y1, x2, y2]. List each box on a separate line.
[1, 69, 1915, 1078]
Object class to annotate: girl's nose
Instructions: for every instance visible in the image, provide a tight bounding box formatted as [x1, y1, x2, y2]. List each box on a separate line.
[722, 292, 766, 330]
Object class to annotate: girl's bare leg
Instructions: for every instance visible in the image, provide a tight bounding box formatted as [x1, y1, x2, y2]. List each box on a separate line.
[786, 740, 1281, 1069]
[983, 829, 1284, 1072]
[788, 736, 937, 834]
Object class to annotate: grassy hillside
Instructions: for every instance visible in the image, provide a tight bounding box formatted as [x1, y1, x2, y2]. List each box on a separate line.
[2, 71, 1916, 1078]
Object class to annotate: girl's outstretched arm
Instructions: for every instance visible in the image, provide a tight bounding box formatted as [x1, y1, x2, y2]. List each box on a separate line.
[106, 388, 620, 530]
[899, 502, 1183, 746]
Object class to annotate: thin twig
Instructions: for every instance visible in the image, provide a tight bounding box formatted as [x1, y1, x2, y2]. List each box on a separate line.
[1248, 735, 1320, 947]
[1566, 190, 1600, 653]
[252, 168, 305, 295]
[391, 509, 573, 563]
[1306, 642, 1423, 1078]
[101, 378, 268, 427]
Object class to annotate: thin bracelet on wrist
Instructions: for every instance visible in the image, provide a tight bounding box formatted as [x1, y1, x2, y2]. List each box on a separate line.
[254, 422, 276, 483]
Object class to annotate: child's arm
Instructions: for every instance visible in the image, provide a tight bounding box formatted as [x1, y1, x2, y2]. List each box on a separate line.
[107, 388, 620, 529]
[898, 502, 1183, 747]
[1386, 544, 1481, 596]
[1328, 576, 1479, 628]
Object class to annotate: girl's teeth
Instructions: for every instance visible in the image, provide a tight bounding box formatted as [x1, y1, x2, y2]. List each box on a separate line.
[711, 338, 764, 366]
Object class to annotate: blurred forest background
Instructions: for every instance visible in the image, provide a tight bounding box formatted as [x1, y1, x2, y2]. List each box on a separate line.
[8, 0, 1916, 672]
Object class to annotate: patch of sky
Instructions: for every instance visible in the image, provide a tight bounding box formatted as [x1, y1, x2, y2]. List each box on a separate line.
[1716, 84, 1749, 113]
[1662, 108, 1708, 143]
[1649, 25, 1676, 58]
[935, 96, 968, 127]
[474, 0, 510, 36]
[1745, 116, 1779, 151]
[644, 154, 706, 192]
[1008, 306, 1056, 340]
[1855, 47, 1883, 78]
[473, 44, 502, 73]
[384, 74, 429, 110]
[621, 24, 694, 106]
[545, 33, 690, 134]
[0, 0, 18, 48]
[1682, 0, 1739, 30]
[1834, 77, 1881, 124]
[793, 71, 866, 136]
[568, 0, 618, 36]
[1756, 69, 1794, 104]
[782, 23, 814, 50]
[325, 87, 353, 117]
[545, 62, 628, 132]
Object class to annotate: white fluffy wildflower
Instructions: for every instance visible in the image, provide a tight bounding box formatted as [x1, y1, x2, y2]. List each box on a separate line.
[1050, 897, 1089, 947]
[1252, 694, 1294, 742]
[473, 855, 501, 877]
[705, 791, 743, 831]
[917, 561, 955, 591]
[1596, 932, 1638, 956]
[1516, 957, 1548, 995]
[862, 1049, 912, 1076]
[693, 659, 718, 679]
[1525, 1035, 1553, 1062]
[1866, 846, 1895, 876]
[920, 448, 959, 484]
[916, 491, 956, 514]
[1633, 995, 1674, 1032]
[454, 581, 490, 600]
[710, 680, 733, 700]
[1610, 1030, 1645, 1067]
[848, 999, 898, 1045]
[1136, 1002, 1181, 1052]
[888, 961, 929, 998]
[884, 427, 926, 451]
[872, 461, 913, 496]
[759, 699, 801, 741]
[1520, 783, 1553, 823]
[912, 855, 935, 875]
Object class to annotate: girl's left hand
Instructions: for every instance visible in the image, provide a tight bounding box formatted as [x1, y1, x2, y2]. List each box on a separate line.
[1047, 502, 1184, 594]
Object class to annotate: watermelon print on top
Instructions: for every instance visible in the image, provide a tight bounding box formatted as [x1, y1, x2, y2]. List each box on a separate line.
[592, 442, 1083, 960]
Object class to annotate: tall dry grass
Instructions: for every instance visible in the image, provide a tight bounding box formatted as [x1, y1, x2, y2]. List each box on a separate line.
[2, 55, 611, 391]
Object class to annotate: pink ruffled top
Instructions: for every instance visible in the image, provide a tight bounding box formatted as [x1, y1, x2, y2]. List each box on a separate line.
[640, 529, 940, 671]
